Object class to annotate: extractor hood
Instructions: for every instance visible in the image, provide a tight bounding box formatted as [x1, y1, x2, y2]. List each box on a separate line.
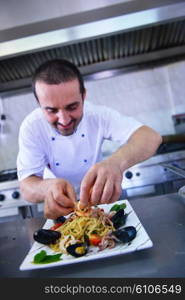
[0, 0, 185, 93]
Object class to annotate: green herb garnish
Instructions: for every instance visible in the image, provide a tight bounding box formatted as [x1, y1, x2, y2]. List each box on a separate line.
[33, 250, 62, 264]
[110, 203, 126, 212]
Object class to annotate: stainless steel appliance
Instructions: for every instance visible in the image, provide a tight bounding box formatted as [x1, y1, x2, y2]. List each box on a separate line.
[0, 169, 43, 222]
[1, 0, 185, 94]
[122, 142, 185, 198]
[172, 113, 185, 134]
[160, 162, 185, 178]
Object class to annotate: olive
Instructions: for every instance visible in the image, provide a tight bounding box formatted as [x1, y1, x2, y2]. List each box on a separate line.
[33, 229, 61, 245]
[113, 226, 137, 243]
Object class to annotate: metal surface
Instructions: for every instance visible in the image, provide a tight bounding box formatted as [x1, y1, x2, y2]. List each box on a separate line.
[1, 1, 185, 93]
[1, 2, 185, 59]
[0, 180, 33, 208]
[160, 162, 185, 178]
[122, 149, 185, 188]
[0, 192, 184, 277]
[0, 179, 40, 221]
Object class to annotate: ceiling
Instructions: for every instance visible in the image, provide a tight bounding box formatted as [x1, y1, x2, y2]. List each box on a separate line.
[0, 0, 185, 94]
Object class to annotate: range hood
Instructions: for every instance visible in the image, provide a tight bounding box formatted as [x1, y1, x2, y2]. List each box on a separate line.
[1, 0, 185, 93]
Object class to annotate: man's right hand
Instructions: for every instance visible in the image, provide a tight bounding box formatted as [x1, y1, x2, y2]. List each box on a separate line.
[44, 178, 76, 219]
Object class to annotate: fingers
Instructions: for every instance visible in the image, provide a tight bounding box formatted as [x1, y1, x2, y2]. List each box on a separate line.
[91, 177, 120, 205]
[90, 175, 107, 205]
[44, 174, 122, 219]
[65, 183, 77, 206]
[44, 192, 74, 219]
[81, 176, 121, 207]
[97, 179, 114, 204]
[80, 164, 122, 207]
[52, 182, 76, 208]
[79, 170, 96, 208]
[108, 180, 122, 203]
[44, 179, 77, 219]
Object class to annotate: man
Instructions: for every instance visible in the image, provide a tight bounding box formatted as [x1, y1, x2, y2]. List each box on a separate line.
[17, 59, 162, 219]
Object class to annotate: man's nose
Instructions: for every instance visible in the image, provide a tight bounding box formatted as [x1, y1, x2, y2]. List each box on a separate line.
[57, 110, 71, 125]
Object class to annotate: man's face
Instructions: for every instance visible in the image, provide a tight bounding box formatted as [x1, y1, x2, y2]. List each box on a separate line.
[35, 79, 85, 136]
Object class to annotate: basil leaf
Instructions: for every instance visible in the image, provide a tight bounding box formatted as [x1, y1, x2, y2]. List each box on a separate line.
[110, 203, 126, 212]
[33, 250, 62, 264]
[33, 250, 47, 263]
[41, 254, 62, 264]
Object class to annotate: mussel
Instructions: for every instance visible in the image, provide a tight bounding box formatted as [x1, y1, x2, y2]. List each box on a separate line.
[113, 226, 137, 243]
[33, 229, 61, 245]
[66, 243, 88, 258]
[54, 216, 66, 224]
[111, 209, 128, 229]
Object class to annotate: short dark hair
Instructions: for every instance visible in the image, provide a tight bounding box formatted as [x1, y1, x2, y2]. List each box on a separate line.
[32, 59, 85, 101]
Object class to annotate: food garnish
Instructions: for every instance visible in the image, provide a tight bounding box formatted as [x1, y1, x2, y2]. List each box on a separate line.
[32, 201, 137, 262]
[110, 203, 126, 212]
[33, 250, 62, 264]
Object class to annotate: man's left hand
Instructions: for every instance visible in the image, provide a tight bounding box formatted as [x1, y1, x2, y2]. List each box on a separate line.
[79, 158, 123, 207]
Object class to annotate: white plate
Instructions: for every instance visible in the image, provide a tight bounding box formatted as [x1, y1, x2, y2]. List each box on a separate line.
[19, 200, 153, 271]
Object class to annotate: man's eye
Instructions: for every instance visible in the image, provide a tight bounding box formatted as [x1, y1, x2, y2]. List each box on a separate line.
[68, 105, 78, 111]
[46, 108, 57, 113]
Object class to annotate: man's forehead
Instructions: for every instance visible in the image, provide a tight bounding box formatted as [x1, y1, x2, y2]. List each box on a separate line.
[35, 79, 80, 91]
[44, 100, 80, 109]
[35, 80, 82, 105]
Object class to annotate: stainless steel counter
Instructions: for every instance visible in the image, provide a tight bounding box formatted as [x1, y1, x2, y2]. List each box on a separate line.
[0, 193, 185, 278]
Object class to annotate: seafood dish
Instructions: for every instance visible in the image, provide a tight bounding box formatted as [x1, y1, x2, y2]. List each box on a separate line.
[33, 201, 136, 259]
[19, 200, 153, 270]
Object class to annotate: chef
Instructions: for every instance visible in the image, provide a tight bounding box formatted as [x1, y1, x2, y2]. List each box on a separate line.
[17, 59, 162, 219]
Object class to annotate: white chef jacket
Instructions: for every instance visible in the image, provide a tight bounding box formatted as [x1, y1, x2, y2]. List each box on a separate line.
[17, 101, 142, 195]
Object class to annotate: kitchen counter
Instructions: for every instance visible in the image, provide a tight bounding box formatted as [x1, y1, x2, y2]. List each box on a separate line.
[0, 193, 185, 278]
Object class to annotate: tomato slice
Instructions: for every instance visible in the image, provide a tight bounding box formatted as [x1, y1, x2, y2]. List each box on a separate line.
[89, 234, 102, 246]
[50, 222, 64, 230]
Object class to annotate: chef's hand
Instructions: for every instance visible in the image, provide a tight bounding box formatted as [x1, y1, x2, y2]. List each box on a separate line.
[79, 158, 123, 208]
[44, 178, 76, 219]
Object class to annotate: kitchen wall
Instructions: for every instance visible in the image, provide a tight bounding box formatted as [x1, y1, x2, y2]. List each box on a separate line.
[0, 59, 185, 171]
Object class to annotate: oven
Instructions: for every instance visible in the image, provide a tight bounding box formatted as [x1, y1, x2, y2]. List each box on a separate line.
[0, 169, 44, 223]
[122, 142, 185, 199]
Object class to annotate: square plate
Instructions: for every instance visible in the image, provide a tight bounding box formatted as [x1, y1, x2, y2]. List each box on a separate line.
[19, 200, 153, 271]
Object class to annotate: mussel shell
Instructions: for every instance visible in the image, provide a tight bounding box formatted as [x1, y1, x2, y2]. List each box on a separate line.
[33, 229, 61, 245]
[111, 208, 128, 229]
[113, 226, 137, 243]
[54, 216, 66, 224]
[84, 234, 90, 246]
[66, 243, 88, 257]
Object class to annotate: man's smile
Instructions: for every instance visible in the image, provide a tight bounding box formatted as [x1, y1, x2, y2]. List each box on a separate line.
[57, 121, 74, 129]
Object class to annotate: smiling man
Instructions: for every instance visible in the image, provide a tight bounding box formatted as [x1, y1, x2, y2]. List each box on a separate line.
[17, 59, 162, 219]
[35, 80, 84, 136]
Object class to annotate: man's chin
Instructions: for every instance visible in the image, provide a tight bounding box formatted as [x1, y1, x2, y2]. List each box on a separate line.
[58, 128, 75, 136]
[56, 124, 76, 136]
[50, 118, 82, 136]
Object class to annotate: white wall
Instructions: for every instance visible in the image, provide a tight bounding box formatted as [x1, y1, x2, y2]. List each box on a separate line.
[0, 59, 185, 171]
[86, 61, 185, 135]
[0, 93, 38, 171]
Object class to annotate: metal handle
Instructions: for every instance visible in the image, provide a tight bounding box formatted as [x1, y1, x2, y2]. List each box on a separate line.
[160, 163, 185, 178]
